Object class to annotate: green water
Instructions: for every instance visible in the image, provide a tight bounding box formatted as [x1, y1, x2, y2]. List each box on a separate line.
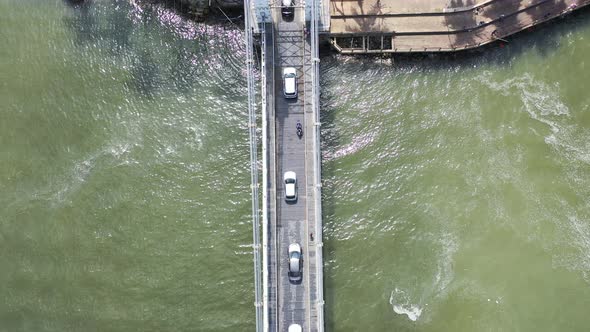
[321, 14, 590, 332]
[2, 1, 590, 331]
[1, 1, 253, 331]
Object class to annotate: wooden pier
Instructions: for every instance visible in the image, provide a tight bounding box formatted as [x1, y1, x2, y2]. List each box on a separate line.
[328, 0, 590, 53]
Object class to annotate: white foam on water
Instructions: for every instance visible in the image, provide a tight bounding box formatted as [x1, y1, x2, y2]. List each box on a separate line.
[504, 73, 590, 167]
[48, 138, 142, 207]
[389, 288, 423, 322]
[501, 75, 590, 281]
[558, 214, 590, 283]
[392, 303, 423, 322]
[386, 229, 458, 323]
[434, 232, 458, 293]
[477, 72, 569, 133]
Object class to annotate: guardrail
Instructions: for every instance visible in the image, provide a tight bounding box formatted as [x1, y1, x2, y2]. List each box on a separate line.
[244, 0, 264, 330]
[259, 22, 270, 332]
[310, 0, 325, 330]
[269, 23, 279, 332]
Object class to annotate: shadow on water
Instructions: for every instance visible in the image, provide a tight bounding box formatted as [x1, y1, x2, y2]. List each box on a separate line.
[131, 48, 160, 97]
[106, 0, 135, 53]
[63, 0, 133, 52]
[64, 0, 85, 7]
[169, 40, 200, 94]
[61, 0, 134, 57]
[60, 0, 246, 97]
[126, 4, 160, 97]
[62, 0, 96, 45]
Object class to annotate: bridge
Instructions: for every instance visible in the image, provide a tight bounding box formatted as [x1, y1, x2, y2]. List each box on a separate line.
[244, 0, 326, 330]
[241, 0, 590, 331]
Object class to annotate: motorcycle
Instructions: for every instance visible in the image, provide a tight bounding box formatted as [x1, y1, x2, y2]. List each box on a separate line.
[296, 122, 303, 138]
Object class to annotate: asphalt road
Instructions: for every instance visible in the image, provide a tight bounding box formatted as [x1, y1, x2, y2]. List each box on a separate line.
[273, 7, 312, 332]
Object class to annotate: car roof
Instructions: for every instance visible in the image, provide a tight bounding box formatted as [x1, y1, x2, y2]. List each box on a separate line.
[289, 243, 301, 253]
[285, 184, 296, 197]
[283, 67, 297, 75]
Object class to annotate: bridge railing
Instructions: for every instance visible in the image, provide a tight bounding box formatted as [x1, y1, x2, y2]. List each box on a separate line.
[310, 0, 325, 330]
[244, 0, 264, 330]
[259, 21, 271, 332]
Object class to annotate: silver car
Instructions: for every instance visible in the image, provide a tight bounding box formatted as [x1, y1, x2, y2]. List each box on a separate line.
[288, 243, 302, 282]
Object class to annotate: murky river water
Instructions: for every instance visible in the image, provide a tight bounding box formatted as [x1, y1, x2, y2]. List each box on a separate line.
[1, 1, 590, 331]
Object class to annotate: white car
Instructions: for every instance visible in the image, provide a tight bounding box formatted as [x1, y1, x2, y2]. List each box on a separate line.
[288, 324, 302, 332]
[283, 67, 297, 99]
[284, 171, 297, 202]
[288, 243, 302, 282]
[281, 0, 295, 18]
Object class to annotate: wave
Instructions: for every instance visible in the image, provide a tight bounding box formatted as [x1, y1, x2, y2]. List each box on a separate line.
[389, 288, 423, 322]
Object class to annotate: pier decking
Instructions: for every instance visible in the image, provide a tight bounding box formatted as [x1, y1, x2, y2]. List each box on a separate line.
[329, 0, 590, 53]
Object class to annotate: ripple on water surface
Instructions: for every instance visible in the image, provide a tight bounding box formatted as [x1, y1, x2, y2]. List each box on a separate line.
[321, 24, 590, 330]
[1, 1, 254, 331]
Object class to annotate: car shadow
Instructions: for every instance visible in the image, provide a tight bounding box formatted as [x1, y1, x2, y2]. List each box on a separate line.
[285, 198, 298, 205]
[282, 14, 295, 23]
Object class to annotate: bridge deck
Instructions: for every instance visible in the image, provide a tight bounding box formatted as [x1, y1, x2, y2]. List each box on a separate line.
[263, 5, 323, 331]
